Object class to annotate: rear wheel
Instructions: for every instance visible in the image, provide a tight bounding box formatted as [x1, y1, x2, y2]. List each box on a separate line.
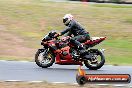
[84, 49, 105, 70]
[35, 49, 55, 68]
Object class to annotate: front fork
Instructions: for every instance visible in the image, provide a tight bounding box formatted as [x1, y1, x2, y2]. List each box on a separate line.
[38, 48, 49, 56]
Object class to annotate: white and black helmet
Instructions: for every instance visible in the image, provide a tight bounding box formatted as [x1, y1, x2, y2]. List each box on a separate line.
[63, 14, 73, 26]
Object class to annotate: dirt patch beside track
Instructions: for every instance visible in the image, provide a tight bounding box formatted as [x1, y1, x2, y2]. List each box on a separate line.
[0, 82, 116, 88]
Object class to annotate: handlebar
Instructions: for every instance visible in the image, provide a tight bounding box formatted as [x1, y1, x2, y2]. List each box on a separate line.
[54, 33, 60, 38]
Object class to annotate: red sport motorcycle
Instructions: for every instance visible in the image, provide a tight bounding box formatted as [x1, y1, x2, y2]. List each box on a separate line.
[35, 31, 106, 70]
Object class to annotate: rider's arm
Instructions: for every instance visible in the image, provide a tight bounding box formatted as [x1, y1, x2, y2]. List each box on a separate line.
[60, 21, 75, 36]
[65, 31, 72, 37]
[60, 27, 71, 36]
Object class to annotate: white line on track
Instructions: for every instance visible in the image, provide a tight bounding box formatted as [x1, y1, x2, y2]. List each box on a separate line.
[97, 84, 109, 86]
[52, 82, 67, 84]
[4, 80, 23, 82]
[113, 84, 126, 87]
[28, 81, 43, 83]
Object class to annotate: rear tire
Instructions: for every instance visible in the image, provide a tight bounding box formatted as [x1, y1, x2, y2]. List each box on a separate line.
[35, 49, 55, 68]
[84, 49, 105, 70]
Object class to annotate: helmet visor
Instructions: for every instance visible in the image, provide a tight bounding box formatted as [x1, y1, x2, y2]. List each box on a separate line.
[63, 18, 68, 24]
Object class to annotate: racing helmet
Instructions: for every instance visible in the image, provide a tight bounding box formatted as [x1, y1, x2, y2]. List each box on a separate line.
[63, 14, 73, 26]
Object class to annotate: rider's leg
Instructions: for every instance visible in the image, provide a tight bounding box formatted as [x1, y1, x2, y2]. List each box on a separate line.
[70, 35, 88, 55]
[70, 38, 85, 49]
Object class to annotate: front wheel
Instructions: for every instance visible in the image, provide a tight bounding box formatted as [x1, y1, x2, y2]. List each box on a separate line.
[84, 49, 105, 70]
[35, 49, 55, 68]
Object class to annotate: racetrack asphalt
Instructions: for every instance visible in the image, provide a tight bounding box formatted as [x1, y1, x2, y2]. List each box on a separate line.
[0, 60, 131, 86]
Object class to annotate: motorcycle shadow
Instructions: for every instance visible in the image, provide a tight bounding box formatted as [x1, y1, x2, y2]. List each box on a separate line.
[36, 66, 105, 72]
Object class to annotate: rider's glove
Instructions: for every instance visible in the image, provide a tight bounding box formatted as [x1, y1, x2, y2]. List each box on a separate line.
[54, 33, 60, 37]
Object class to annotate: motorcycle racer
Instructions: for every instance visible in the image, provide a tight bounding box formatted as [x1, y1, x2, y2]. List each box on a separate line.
[56, 14, 90, 57]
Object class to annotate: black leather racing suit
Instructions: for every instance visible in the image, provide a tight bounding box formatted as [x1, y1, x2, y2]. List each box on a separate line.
[60, 20, 90, 51]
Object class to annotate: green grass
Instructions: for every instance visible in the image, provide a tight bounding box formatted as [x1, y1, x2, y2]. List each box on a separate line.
[106, 55, 132, 65]
[124, 17, 132, 24]
[0, 0, 132, 65]
[104, 39, 132, 50]
[92, 4, 132, 8]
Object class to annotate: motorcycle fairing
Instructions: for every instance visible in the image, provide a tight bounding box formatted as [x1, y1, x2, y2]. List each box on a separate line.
[55, 46, 82, 65]
[84, 37, 106, 47]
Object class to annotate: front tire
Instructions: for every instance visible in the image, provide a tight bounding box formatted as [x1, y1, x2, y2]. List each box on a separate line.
[84, 49, 105, 70]
[35, 49, 55, 68]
